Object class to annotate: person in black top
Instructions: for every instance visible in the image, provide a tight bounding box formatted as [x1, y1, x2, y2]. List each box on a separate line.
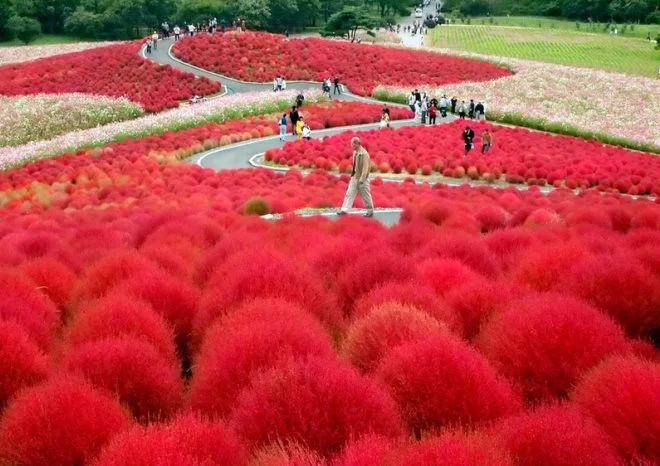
[414, 89, 422, 103]
[475, 101, 485, 120]
[334, 77, 342, 95]
[463, 126, 475, 155]
[382, 104, 391, 117]
[289, 106, 299, 136]
[450, 97, 458, 114]
[468, 99, 476, 119]
[296, 93, 305, 108]
[429, 96, 438, 108]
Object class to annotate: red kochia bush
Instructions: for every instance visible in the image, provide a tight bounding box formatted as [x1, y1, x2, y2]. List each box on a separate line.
[571, 357, 660, 463]
[0, 322, 48, 410]
[63, 338, 183, 421]
[18, 257, 76, 311]
[418, 258, 481, 297]
[197, 249, 338, 343]
[490, 405, 622, 466]
[112, 268, 198, 348]
[444, 279, 526, 340]
[0, 378, 132, 466]
[92, 414, 246, 466]
[389, 432, 514, 466]
[64, 293, 178, 365]
[559, 254, 660, 338]
[0, 269, 59, 350]
[377, 335, 521, 435]
[230, 357, 404, 457]
[332, 436, 397, 466]
[342, 303, 446, 373]
[351, 279, 461, 333]
[250, 442, 326, 466]
[510, 243, 591, 292]
[335, 250, 416, 313]
[476, 295, 630, 403]
[188, 301, 335, 417]
[72, 249, 162, 307]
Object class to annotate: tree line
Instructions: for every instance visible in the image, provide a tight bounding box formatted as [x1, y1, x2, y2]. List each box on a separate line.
[0, 0, 417, 43]
[444, 0, 660, 24]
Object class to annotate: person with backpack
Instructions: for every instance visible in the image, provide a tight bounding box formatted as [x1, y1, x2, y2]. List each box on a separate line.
[439, 95, 448, 118]
[279, 113, 288, 141]
[468, 99, 476, 119]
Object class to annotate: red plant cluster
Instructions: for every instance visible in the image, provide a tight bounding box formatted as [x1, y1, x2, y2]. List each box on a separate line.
[172, 32, 512, 95]
[267, 121, 660, 195]
[1, 93, 660, 465]
[0, 42, 220, 112]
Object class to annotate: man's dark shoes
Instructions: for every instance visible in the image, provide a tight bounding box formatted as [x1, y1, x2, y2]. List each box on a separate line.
[364, 211, 374, 218]
[337, 211, 347, 216]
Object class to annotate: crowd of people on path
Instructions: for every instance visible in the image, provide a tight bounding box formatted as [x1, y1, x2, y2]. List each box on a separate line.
[321, 77, 343, 98]
[145, 17, 248, 53]
[402, 22, 428, 36]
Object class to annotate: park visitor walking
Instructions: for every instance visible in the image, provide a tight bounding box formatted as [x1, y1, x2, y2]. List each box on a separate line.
[451, 97, 458, 114]
[338, 137, 374, 218]
[439, 95, 448, 117]
[151, 32, 159, 50]
[458, 101, 467, 119]
[173, 25, 181, 40]
[475, 101, 486, 121]
[421, 99, 428, 124]
[296, 93, 305, 108]
[334, 77, 342, 95]
[296, 116, 305, 137]
[428, 104, 437, 125]
[463, 126, 475, 155]
[289, 106, 299, 135]
[408, 92, 416, 113]
[279, 114, 288, 141]
[481, 129, 493, 153]
[468, 99, 476, 119]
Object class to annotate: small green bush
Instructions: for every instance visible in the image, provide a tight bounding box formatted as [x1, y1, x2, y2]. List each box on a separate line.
[7, 16, 41, 44]
[243, 197, 271, 216]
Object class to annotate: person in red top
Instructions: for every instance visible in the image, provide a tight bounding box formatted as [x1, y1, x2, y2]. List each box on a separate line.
[428, 104, 437, 125]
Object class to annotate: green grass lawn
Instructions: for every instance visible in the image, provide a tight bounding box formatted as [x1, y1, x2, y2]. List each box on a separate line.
[462, 16, 660, 40]
[429, 24, 660, 77]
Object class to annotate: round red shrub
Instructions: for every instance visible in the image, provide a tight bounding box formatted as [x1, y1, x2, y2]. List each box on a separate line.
[250, 442, 326, 466]
[19, 257, 76, 311]
[92, 414, 245, 466]
[351, 279, 461, 333]
[0, 321, 48, 410]
[444, 279, 527, 340]
[377, 335, 521, 435]
[188, 301, 335, 417]
[342, 302, 446, 373]
[112, 268, 198, 348]
[0, 269, 59, 350]
[389, 432, 514, 466]
[476, 295, 630, 403]
[197, 249, 337, 344]
[335, 250, 416, 313]
[65, 292, 177, 364]
[418, 258, 481, 297]
[558, 254, 660, 337]
[230, 357, 404, 457]
[63, 338, 183, 421]
[0, 378, 132, 466]
[332, 436, 396, 466]
[490, 405, 622, 466]
[72, 250, 162, 307]
[510, 243, 591, 292]
[571, 356, 660, 463]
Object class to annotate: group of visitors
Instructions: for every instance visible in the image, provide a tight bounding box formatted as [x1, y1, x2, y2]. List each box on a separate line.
[407, 90, 486, 124]
[462, 126, 493, 155]
[279, 96, 311, 141]
[403, 23, 427, 35]
[321, 78, 342, 98]
[273, 76, 287, 92]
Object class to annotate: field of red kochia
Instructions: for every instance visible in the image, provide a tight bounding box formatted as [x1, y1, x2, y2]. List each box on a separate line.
[172, 32, 512, 96]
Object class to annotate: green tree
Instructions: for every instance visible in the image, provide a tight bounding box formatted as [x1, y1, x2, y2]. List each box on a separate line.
[6, 15, 42, 43]
[175, 0, 227, 25]
[0, 0, 16, 40]
[236, 0, 271, 29]
[64, 6, 103, 36]
[268, 0, 299, 31]
[321, 6, 380, 40]
[624, 0, 650, 21]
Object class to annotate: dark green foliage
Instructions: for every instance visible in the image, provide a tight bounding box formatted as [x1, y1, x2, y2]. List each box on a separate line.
[6, 15, 42, 44]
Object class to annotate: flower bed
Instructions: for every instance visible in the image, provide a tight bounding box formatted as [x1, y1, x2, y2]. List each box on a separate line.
[0, 162, 659, 463]
[0, 90, 327, 169]
[0, 42, 118, 66]
[0, 42, 220, 112]
[373, 50, 660, 151]
[266, 121, 660, 195]
[171, 32, 512, 96]
[0, 94, 143, 148]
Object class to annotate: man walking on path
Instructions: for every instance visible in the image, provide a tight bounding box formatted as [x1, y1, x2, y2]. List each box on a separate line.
[151, 32, 159, 50]
[439, 95, 448, 117]
[475, 101, 486, 121]
[338, 137, 374, 218]
[450, 97, 458, 114]
[463, 126, 475, 155]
